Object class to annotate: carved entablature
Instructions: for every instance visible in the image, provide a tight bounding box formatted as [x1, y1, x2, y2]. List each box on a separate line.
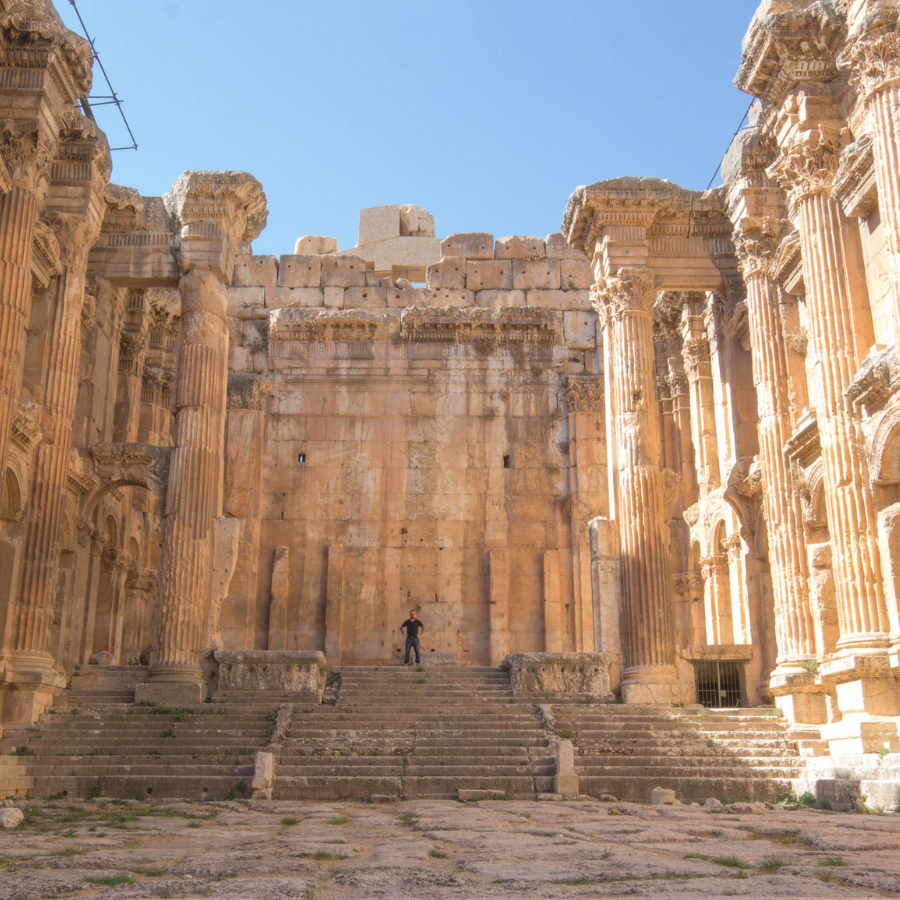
[735, 2, 843, 109]
[227, 374, 274, 411]
[399, 307, 558, 344]
[832, 133, 878, 218]
[89, 442, 171, 513]
[269, 308, 390, 346]
[564, 375, 604, 414]
[772, 231, 804, 295]
[785, 411, 821, 468]
[101, 184, 146, 233]
[10, 403, 41, 451]
[845, 345, 900, 417]
[30, 218, 61, 288]
[164, 170, 268, 280]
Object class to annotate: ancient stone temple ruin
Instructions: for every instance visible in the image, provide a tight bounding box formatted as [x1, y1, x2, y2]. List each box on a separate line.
[1, 0, 900, 803]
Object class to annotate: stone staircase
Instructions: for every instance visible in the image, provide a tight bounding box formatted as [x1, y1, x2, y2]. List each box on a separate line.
[549, 703, 804, 802]
[274, 666, 552, 800]
[0, 664, 809, 804]
[1, 681, 275, 800]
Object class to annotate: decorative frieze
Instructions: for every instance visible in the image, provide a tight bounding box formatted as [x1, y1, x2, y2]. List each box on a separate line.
[563, 375, 604, 414]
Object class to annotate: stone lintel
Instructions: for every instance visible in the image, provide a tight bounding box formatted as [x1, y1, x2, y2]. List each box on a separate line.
[683, 643, 754, 662]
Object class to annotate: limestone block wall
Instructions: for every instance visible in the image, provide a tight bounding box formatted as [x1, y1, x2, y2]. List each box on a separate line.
[221, 232, 606, 665]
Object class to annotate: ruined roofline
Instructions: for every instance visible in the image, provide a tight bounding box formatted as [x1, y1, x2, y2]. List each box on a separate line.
[561, 177, 728, 254]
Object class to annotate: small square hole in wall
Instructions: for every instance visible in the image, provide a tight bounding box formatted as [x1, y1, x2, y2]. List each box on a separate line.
[298, 453, 306, 464]
[503, 455, 511, 469]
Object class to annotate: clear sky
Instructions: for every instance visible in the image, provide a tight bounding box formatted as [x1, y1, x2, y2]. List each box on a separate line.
[56, 1, 761, 257]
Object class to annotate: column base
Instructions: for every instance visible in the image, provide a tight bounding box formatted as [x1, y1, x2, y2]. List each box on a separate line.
[820, 653, 900, 716]
[136, 663, 206, 706]
[820, 715, 900, 755]
[0, 652, 67, 730]
[769, 668, 828, 725]
[621, 665, 687, 705]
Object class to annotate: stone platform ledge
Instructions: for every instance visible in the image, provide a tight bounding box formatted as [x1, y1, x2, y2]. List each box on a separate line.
[213, 650, 327, 702]
[134, 681, 206, 707]
[502, 652, 612, 698]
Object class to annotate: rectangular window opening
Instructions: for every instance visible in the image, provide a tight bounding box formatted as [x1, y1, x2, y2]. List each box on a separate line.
[298, 452, 306, 464]
[503, 455, 511, 469]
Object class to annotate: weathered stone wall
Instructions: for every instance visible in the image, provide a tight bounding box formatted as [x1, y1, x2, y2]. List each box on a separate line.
[222, 233, 607, 664]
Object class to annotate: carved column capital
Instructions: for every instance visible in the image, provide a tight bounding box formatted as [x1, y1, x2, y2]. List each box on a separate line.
[767, 137, 842, 203]
[0, 126, 54, 194]
[734, 230, 781, 280]
[841, 21, 900, 101]
[591, 268, 655, 324]
[682, 337, 711, 370]
[164, 171, 268, 283]
[563, 375, 604, 414]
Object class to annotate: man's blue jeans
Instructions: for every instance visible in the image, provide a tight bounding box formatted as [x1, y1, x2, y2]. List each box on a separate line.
[405, 636, 420, 664]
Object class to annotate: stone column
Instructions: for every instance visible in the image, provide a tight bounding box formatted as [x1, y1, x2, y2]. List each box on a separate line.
[734, 233, 824, 720]
[139, 269, 229, 702]
[681, 320, 721, 489]
[138, 171, 267, 705]
[770, 137, 898, 740]
[595, 269, 683, 704]
[844, 20, 900, 341]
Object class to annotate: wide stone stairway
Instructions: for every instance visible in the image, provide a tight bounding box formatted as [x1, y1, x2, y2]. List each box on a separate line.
[551, 703, 804, 802]
[0, 664, 806, 803]
[274, 666, 552, 800]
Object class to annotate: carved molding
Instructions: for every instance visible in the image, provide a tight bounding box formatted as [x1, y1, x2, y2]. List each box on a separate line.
[30, 219, 61, 288]
[832, 133, 878, 218]
[785, 412, 822, 467]
[399, 306, 559, 344]
[842, 26, 900, 101]
[10, 403, 42, 451]
[845, 345, 900, 416]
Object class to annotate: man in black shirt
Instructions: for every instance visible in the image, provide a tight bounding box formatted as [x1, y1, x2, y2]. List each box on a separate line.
[401, 610, 424, 665]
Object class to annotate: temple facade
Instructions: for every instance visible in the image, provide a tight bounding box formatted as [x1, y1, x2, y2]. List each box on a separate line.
[0, 0, 899, 757]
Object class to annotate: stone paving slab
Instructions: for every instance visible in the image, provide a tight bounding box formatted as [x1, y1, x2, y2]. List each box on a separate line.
[0, 796, 899, 899]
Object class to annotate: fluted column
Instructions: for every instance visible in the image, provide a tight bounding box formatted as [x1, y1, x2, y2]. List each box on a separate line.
[681, 326, 721, 490]
[144, 269, 228, 691]
[845, 22, 900, 341]
[735, 237, 817, 671]
[770, 138, 890, 656]
[595, 268, 683, 704]
[0, 175, 40, 495]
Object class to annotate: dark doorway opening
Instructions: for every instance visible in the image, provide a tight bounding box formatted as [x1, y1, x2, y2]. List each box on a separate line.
[693, 659, 745, 708]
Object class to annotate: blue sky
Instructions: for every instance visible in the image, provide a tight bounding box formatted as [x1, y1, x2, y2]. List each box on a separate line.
[56, 1, 760, 256]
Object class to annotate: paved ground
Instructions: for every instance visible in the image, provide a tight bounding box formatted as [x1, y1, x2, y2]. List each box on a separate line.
[1, 796, 899, 899]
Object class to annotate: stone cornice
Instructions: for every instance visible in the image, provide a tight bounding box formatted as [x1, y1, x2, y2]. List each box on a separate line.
[845, 344, 900, 416]
[735, 3, 845, 107]
[785, 411, 821, 467]
[10, 403, 41, 451]
[399, 306, 559, 344]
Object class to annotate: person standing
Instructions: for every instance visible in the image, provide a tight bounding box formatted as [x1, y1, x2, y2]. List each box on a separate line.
[401, 610, 424, 665]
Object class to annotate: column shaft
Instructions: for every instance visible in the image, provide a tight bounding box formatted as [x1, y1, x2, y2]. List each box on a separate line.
[0, 184, 38, 491]
[797, 191, 889, 646]
[150, 270, 228, 679]
[743, 265, 816, 663]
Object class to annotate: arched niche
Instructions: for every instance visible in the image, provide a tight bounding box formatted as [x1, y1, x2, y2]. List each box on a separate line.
[0, 468, 22, 521]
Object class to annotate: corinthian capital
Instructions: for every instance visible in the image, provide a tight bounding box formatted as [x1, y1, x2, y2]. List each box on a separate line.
[767, 137, 841, 203]
[564, 375, 604, 414]
[591, 268, 655, 323]
[734, 230, 780, 280]
[0, 125, 54, 193]
[841, 10, 900, 100]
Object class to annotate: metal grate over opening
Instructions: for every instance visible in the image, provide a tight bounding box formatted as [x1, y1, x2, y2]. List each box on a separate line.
[693, 659, 745, 708]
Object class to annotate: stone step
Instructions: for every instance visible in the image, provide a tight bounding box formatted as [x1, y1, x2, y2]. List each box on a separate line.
[402, 775, 535, 797]
[274, 776, 402, 801]
[576, 774, 792, 803]
[29, 763, 254, 778]
[30, 774, 247, 801]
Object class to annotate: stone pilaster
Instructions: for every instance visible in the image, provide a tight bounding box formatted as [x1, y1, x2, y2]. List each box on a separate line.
[681, 311, 721, 490]
[138, 171, 266, 705]
[595, 268, 684, 704]
[0, 135, 49, 505]
[770, 135, 898, 739]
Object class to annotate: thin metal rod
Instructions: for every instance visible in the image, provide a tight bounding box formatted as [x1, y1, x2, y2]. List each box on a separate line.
[68, 0, 138, 152]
